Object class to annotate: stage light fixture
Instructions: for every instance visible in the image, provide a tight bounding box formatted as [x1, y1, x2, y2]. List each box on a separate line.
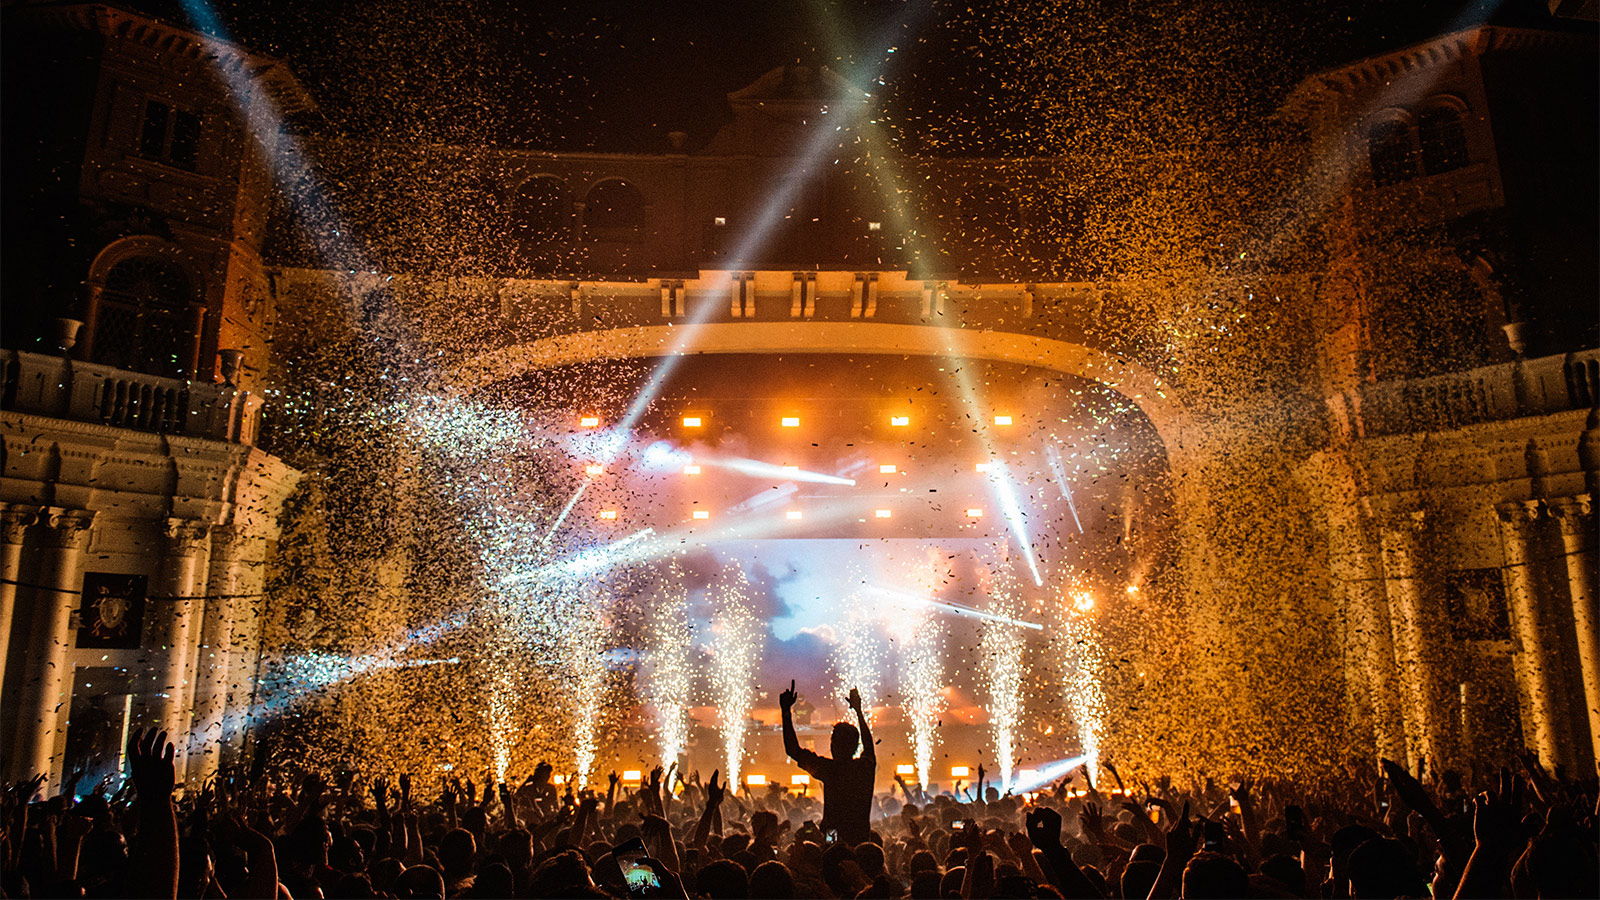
[598, 510, 618, 520]
[746, 774, 767, 786]
[896, 764, 915, 776]
[682, 416, 703, 427]
[966, 508, 983, 518]
[580, 416, 600, 428]
[867, 221, 882, 231]
[951, 766, 971, 778]
[875, 509, 892, 519]
[890, 415, 909, 426]
[622, 770, 643, 782]
[786, 510, 803, 520]
[692, 510, 710, 520]
[713, 216, 727, 226]
[683, 465, 702, 475]
[791, 774, 811, 786]
[993, 415, 1013, 426]
[781, 417, 800, 427]
[879, 464, 897, 474]
[585, 464, 604, 476]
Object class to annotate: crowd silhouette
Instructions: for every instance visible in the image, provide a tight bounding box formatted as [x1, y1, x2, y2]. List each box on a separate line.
[2, 684, 1596, 899]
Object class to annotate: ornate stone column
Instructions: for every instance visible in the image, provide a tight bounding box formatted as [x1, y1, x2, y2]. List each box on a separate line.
[9, 508, 95, 788]
[1496, 500, 1566, 767]
[1378, 509, 1450, 772]
[0, 504, 38, 703]
[150, 518, 211, 783]
[1336, 515, 1407, 763]
[186, 524, 252, 782]
[1549, 495, 1599, 762]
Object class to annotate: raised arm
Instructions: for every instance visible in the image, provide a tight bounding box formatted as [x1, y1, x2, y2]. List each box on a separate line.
[126, 729, 180, 900]
[847, 687, 874, 763]
[779, 680, 804, 760]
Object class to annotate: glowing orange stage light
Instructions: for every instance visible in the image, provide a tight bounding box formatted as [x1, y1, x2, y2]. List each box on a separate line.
[791, 774, 811, 786]
[585, 464, 603, 476]
[966, 508, 984, 518]
[781, 417, 800, 427]
[682, 416, 703, 427]
[597, 510, 618, 520]
[874, 509, 892, 519]
[692, 510, 710, 520]
[890, 415, 909, 426]
[579, 416, 600, 428]
[879, 464, 897, 474]
[746, 774, 767, 786]
[895, 764, 915, 776]
[993, 415, 1013, 426]
[951, 766, 971, 778]
[683, 465, 702, 475]
[622, 770, 643, 782]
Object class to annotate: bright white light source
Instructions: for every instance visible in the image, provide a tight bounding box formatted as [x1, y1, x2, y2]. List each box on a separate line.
[786, 510, 803, 520]
[879, 464, 897, 474]
[682, 416, 702, 427]
[867, 221, 882, 231]
[782, 465, 800, 474]
[875, 509, 892, 519]
[622, 770, 643, 782]
[966, 508, 984, 518]
[692, 510, 710, 520]
[975, 462, 992, 472]
[993, 415, 1013, 426]
[896, 764, 915, 775]
[683, 465, 701, 475]
[713, 216, 727, 226]
[951, 765, 971, 778]
[791, 774, 811, 785]
[598, 510, 618, 520]
[580, 416, 600, 428]
[1071, 590, 1096, 612]
[890, 415, 909, 426]
[745, 774, 766, 786]
[781, 417, 800, 427]
[585, 464, 603, 476]
[552, 774, 567, 784]
[1126, 584, 1140, 595]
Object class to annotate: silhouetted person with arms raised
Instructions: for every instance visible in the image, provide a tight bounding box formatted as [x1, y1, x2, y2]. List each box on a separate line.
[780, 680, 875, 844]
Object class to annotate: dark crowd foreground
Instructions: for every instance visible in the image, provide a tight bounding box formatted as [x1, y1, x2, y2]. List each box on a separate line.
[2, 728, 1596, 899]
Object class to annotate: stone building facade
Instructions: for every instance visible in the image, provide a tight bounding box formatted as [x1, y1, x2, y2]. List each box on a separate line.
[2, 4, 1594, 786]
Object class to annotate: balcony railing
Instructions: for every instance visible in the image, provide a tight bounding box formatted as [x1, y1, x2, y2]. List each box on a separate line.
[1349, 349, 1600, 438]
[0, 350, 260, 444]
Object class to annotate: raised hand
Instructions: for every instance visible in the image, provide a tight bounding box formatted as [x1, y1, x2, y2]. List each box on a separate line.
[1472, 768, 1524, 849]
[1025, 805, 1063, 850]
[1079, 801, 1104, 838]
[398, 773, 412, 807]
[1164, 801, 1198, 861]
[846, 686, 862, 712]
[127, 729, 176, 800]
[779, 680, 798, 711]
[371, 777, 390, 810]
[706, 770, 725, 808]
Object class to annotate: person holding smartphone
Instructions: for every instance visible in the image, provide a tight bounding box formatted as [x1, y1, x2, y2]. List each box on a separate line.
[780, 680, 876, 845]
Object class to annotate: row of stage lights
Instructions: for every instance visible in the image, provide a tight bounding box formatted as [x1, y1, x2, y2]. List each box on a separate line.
[578, 414, 1019, 429]
[577, 413, 1002, 524]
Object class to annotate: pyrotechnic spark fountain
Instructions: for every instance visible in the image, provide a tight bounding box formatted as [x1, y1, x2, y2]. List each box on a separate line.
[647, 564, 693, 770]
[567, 589, 609, 788]
[899, 604, 944, 789]
[710, 564, 763, 788]
[832, 588, 883, 721]
[982, 562, 1026, 792]
[1058, 585, 1106, 785]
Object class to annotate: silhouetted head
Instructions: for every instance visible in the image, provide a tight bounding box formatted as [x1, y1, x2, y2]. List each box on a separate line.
[830, 722, 860, 759]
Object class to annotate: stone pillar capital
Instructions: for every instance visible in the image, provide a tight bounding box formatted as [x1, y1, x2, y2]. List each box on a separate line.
[40, 508, 96, 550]
[1547, 494, 1594, 528]
[163, 518, 213, 556]
[1495, 499, 1543, 525]
[0, 504, 38, 545]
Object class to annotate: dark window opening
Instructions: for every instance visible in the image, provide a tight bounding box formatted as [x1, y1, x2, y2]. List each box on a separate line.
[93, 257, 193, 378]
[137, 100, 201, 171]
[1419, 107, 1469, 174]
[1368, 121, 1416, 187]
[583, 180, 646, 232]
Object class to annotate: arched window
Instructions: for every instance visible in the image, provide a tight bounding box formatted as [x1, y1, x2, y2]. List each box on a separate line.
[508, 177, 572, 249]
[1418, 107, 1469, 174]
[92, 257, 193, 378]
[583, 180, 646, 233]
[1367, 120, 1416, 187]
